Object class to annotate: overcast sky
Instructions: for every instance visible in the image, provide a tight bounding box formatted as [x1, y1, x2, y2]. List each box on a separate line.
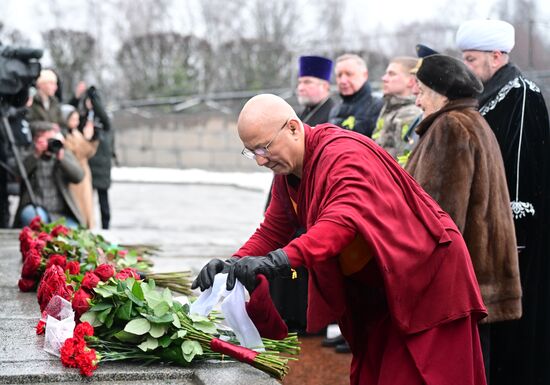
[3, 0, 550, 46]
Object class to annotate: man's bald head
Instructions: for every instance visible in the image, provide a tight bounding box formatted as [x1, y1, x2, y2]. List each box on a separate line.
[237, 94, 305, 177]
[238, 94, 297, 140]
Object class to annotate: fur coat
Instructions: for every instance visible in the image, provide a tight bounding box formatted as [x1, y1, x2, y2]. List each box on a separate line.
[405, 98, 521, 323]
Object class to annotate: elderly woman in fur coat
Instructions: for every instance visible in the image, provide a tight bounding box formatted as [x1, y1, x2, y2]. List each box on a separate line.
[405, 54, 521, 381]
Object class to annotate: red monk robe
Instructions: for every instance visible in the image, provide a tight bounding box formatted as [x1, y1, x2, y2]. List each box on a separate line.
[235, 124, 487, 385]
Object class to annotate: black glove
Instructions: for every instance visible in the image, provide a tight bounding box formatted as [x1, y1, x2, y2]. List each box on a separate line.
[191, 257, 238, 291]
[226, 249, 291, 293]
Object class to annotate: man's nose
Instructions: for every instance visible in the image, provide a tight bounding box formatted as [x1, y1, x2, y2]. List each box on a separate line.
[255, 155, 269, 167]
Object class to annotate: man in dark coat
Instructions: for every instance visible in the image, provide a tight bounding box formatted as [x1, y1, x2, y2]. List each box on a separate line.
[269, 55, 335, 335]
[457, 19, 550, 385]
[328, 54, 383, 137]
[193, 94, 487, 385]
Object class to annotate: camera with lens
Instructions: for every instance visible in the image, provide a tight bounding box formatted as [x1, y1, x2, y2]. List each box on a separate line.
[46, 138, 63, 154]
[0, 43, 43, 109]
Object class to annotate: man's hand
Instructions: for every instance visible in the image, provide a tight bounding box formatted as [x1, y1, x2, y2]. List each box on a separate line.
[226, 249, 291, 293]
[191, 257, 238, 291]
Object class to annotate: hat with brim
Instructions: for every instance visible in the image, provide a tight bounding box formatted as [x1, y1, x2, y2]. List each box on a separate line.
[298, 56, 333, 82]
[416, 54, 483, 99]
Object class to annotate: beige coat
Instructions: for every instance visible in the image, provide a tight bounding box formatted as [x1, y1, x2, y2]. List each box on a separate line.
[64, 130, 98, 228]
[405, 98, 521, 323]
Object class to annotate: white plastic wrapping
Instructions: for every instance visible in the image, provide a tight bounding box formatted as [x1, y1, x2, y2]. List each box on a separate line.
[43, 295, 76, 357]
[190, 273, 264, 351]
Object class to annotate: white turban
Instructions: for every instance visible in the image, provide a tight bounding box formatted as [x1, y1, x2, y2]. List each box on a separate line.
[456, 19, 515, 52]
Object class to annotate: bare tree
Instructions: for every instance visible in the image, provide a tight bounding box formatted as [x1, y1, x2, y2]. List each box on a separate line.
[42, 28, 96, 100]
[116, 32, 211, 99]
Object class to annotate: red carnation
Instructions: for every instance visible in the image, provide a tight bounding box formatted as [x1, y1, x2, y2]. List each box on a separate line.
[21, 248, 42, 278]
[74, 322, 94, 339]
[66, 261, 81, 275]
[72, 289, 92, 319]
[46, 254, 67, 269]
[93, 264, 115, 281]
[81, 272, 100, 291]
[115, 267, 140, 281]
[51, 224, 70, 237]
[36, 319, 46, 335]
[19, 227, 34, 259]
[37, 265, 72, 312]
[18, 277, 37, 292]
[29, 216, 42, 231]
[60, 337, 86, 368]
[76, 348, 99, 376]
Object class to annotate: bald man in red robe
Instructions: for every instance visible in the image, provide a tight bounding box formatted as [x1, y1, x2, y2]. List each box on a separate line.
[192, 94, 487, 385]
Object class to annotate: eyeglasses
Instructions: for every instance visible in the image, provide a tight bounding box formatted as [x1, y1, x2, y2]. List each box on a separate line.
[241, 119, 289, 160]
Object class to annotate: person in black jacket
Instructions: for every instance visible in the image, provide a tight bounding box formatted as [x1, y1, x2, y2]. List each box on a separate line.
[457, 19, 550, 385]
[328, 54, 383, 137]
[70, 81, 114, 229]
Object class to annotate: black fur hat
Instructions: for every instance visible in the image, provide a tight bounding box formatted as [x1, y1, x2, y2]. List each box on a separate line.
[416, 54, 483, 99]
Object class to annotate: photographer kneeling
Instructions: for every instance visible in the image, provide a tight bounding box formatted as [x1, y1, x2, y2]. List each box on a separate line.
[13, 121, 84, 228]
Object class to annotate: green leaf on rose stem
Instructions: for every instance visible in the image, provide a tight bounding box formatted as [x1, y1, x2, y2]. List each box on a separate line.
[131, 280, 144, 300]
[94, 287, 114, 298]
[153, 301, 170, 317]
[114, 330, 143, 343]
[90, 302, 113, 312]
[189, 314, 210, 323]
[193, 320, 218, 334]
[97, 307, 112, 323]
[105, 310, 115, 329]
[173, 301, 184, 313]
[162, 288, 173, 307]
[177, 330, 187, 338]
[181, 340, 203, 362]
[172, 313, 181, 328]
[124, 317, 151, 335]
[138, 336, 159, 352]
[144, 289, 163, 309]
[149, 323, 167, 338]
[159, 335, 173, 348]
[125, 288, 144, 307]
[148, 279, 156, 290]
[141, 312, 174, 324]
[116, 299, 133, 321]
[80, 311, 97, 325]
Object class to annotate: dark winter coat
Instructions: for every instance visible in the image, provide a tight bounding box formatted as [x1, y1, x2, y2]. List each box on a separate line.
[405, 98, 521, 323]
[328, 82, 383, 137]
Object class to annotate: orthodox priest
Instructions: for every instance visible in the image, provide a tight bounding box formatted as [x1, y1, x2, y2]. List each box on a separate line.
[269, 55, 335, 335]
[457, 19, 550, 385]
[193, 94, 488, 385]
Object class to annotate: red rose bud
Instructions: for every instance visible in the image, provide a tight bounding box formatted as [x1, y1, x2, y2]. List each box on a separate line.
[18, 277, 37, 292]
[72, 289, 92, 319]
[37, 265, 73, 312]
[21, 248, 42, 278]
[37, 232, 52, 243]
[51, 224, 70, 237]
[93, 264, 115, 281]
[29, 216, 42, 231]
[46, 254, 67, 269]
[118, 249, 128, 257]
[36, 319, 46, 335]
[81, 272, 100, 291]
[74, 322, 94, 339]
[115, 267, 140, 281]
[66, 261, 81, 275]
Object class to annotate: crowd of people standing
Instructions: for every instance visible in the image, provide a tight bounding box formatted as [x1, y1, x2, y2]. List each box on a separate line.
[193, 18, 549, 385]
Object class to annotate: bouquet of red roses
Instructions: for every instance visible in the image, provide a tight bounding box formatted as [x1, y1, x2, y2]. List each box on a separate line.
[19, 217, 191, 295]
[56, 273, 299, 379]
